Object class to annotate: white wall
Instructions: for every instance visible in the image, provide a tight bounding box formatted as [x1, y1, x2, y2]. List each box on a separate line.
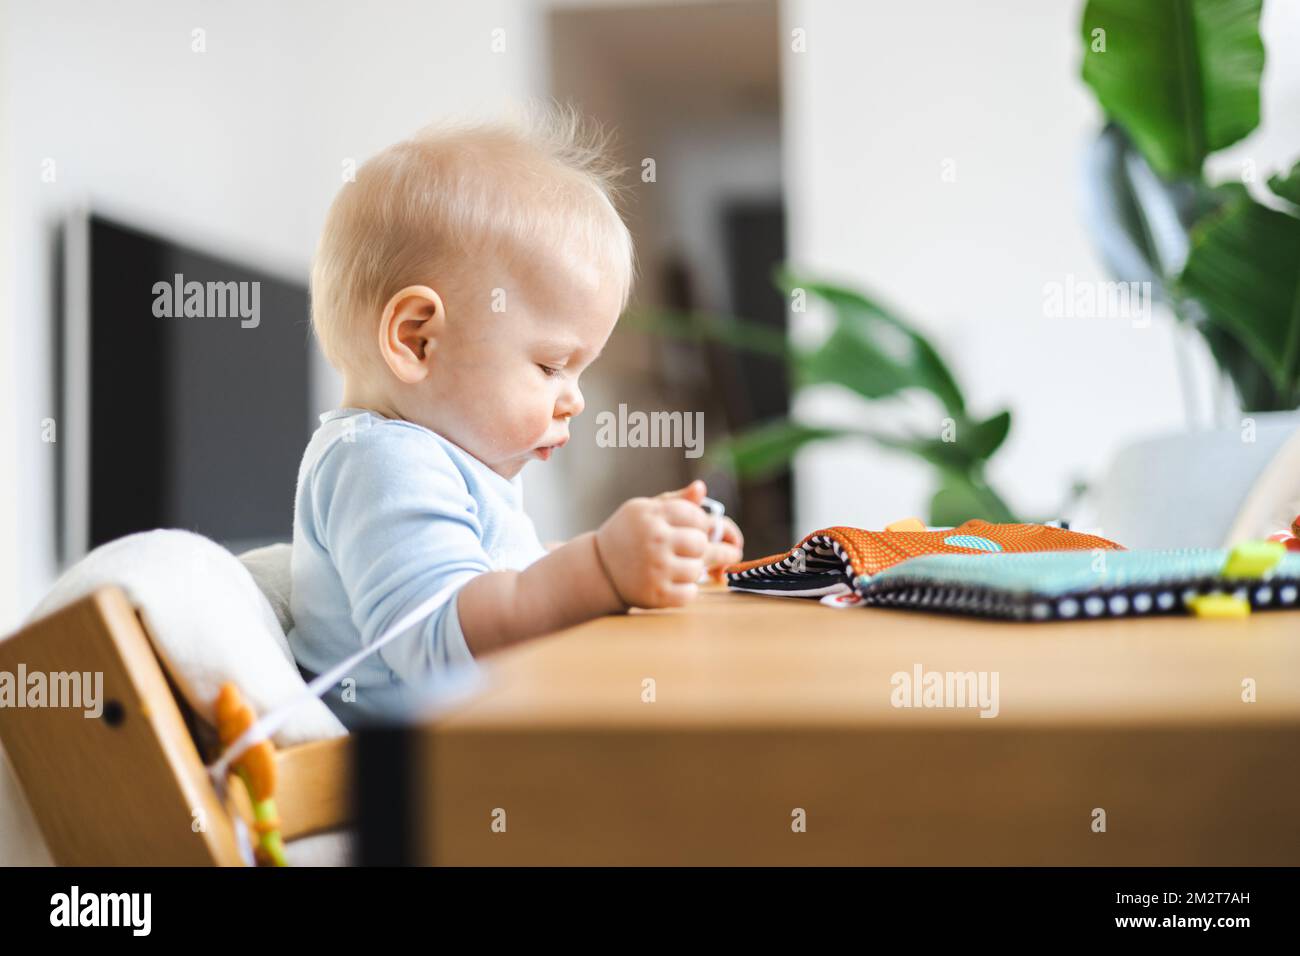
[781, 0, 1300, 535]
[0, 0, 16, 633]
[1, 0, 547, 629]
[6, 0, 1299, 631]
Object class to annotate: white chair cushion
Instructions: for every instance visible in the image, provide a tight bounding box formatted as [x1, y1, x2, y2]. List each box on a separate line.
[27, 529, 345, 747]
[238, 542, 295, 638]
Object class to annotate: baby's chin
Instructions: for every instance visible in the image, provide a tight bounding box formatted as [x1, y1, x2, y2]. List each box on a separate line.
[483, 442, 560, 480]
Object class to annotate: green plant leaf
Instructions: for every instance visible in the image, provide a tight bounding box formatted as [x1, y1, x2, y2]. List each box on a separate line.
[794, 316, 922, 401]
[929, 471, 1019, 527]
[630, 265, 1023, 520]
[711, 418, 855, 479]
[1198, 320, 1291, 411]
[870, 432, 968, 472]
[1083, 125, 1178, 292]
[1081, 0, 1265, 178]
[1178, 193, 1300, 404]
[1082, 124, 1234, 295]
[1269, 160, 1300, 207]
[867, 410, 1013, 473]
[624, 307, 790, 359]
[929, 479, 985, 528]
[775, 266, 967, 414]
[957, 410, 1012, 460]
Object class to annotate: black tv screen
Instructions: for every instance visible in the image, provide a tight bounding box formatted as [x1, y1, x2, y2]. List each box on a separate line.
[64, 213, 313, 557]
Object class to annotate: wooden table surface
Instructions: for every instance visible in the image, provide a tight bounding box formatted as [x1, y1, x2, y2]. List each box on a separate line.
[441, 584, 1300, 728]
[365, 585, 1300, 865]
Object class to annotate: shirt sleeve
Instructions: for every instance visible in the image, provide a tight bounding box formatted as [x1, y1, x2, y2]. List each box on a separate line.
[308, 424, 488, 686]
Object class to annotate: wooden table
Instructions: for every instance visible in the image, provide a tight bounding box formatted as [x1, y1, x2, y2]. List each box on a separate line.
[358, 585, 1300, 865]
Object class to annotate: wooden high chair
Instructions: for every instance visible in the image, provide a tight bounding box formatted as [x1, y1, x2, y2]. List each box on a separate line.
[0, 587, 352, 865]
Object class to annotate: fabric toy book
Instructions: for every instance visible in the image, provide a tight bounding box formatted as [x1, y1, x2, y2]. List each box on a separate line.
[724, 520, 1300, 621]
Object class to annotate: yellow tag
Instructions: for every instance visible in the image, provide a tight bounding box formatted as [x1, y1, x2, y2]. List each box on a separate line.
[1187, 594, 1252, 619]
[885, 517, 927, 533]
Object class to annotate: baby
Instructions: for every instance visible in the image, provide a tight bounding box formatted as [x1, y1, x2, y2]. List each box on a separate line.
[288, 106, 743, 727]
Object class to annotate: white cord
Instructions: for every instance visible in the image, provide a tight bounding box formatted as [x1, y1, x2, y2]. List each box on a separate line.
[207, 500, 731, 858]
[701, 495, 725, 543]
[206, 574, 474, 800]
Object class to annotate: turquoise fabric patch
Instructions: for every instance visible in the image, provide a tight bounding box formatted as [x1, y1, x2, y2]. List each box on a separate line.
[853, 549, 1300, 620]
[862, 549, 1300, 597]
[942, 534, 1003, 552]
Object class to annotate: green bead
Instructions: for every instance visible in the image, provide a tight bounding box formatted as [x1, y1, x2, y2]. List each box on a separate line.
[1222, 540, 1286, 580]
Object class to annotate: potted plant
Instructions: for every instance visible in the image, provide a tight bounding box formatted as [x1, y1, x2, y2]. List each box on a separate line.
[1080, 0, 1299, 415]
[1078, 0, 1300, 546]
[631, 269, 1027, 528]
[634, 0, 1298, 543]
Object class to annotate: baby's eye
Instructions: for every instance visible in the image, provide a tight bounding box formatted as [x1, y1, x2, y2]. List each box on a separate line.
[538, 363, 562, 377]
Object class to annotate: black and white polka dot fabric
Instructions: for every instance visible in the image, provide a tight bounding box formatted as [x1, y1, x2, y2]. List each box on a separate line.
[854, 550, 1300, 621]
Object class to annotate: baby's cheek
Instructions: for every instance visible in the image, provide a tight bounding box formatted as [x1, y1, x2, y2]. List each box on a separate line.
[501, 393, 550, 446]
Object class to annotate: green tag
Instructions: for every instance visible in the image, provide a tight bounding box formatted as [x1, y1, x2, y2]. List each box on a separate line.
[1222, 540, 1286, 579]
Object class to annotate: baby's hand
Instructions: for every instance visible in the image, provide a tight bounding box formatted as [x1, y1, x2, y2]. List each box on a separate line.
[704, 514, 744, 581]
[654, 481, 744, 578]
[595, 480, 739, 608]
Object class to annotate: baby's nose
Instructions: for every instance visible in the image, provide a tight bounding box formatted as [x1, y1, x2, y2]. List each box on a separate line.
[558, 385, 584, 419]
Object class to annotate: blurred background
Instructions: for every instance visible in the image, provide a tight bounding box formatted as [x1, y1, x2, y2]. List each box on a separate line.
[3, 0, 1299, 632]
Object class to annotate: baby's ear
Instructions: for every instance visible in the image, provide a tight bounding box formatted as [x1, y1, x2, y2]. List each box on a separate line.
[378, 285, 446, 383]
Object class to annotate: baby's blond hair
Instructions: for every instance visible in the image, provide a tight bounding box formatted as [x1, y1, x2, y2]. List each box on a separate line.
[311, 101, 636, 374]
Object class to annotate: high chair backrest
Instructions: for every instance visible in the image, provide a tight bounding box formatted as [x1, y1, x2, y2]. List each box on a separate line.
[0, 587, 352, 865]
[0, 588, 244, 864]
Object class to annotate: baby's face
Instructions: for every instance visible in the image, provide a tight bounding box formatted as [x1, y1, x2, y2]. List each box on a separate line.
[413, 247, 623, 480]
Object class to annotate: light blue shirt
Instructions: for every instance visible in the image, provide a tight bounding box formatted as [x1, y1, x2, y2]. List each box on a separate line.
[287, 408, 547, 728]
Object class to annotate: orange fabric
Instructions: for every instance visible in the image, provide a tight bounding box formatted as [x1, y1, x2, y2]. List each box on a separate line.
[726, 520, 1123, 579]
[215, 682, 277, 802]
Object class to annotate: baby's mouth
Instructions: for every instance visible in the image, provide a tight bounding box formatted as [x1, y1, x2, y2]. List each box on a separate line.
[533, 436, 568, 461]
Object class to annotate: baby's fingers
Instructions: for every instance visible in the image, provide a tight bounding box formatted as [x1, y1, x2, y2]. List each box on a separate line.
[667, 556, 705, 583]
[704, 541, 743, 571]
[715, 516, 744, 551]
[670, 527, 709, 558]
[655, 479, 706, 503]
[658, 580, 699, 607]
[661, 497, 712, 532]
